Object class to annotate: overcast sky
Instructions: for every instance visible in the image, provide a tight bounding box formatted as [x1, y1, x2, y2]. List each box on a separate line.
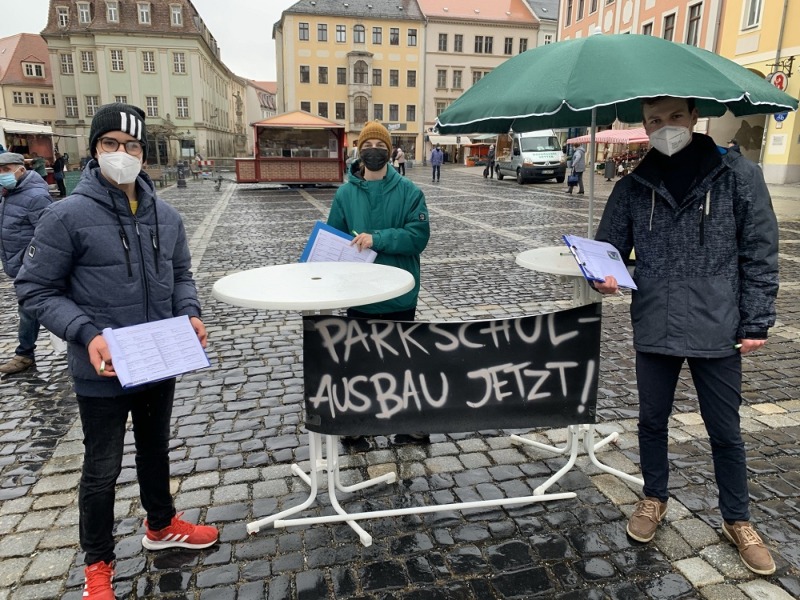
[0, 0, 299, 82]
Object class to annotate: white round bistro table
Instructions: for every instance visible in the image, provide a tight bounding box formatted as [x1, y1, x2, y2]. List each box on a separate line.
[212, 261, 415, 545]
[513, 246, 644, 494]
[515, 245, 597, 306]
[212, 261, 414, 312]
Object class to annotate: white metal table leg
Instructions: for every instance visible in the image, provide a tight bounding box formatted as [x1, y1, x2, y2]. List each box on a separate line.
[512, 424, 643, 494]
[245, 432, 322, 535]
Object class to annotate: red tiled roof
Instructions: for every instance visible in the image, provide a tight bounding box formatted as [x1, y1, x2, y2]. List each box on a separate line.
[0, 33, 53, 86]
[251, 80, 277, 95]
[416, 0, 537, 23]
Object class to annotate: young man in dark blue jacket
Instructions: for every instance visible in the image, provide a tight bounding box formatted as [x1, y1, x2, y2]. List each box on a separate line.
[0, 152, 51, 374]
[594, 96, 778, 576]
[15, 103, 218, 599]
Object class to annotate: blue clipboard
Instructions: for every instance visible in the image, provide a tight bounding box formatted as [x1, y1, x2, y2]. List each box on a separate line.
[299, 221, 354, 262]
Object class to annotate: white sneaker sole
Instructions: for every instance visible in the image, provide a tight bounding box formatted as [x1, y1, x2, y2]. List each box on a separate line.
[141, 536, 217, 550]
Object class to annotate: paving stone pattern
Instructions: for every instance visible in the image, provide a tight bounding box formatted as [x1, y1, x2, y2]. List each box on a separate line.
[0, 167, 799, 599]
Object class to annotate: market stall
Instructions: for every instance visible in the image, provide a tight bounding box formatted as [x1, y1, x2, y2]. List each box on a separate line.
[235, 111, 346, 185]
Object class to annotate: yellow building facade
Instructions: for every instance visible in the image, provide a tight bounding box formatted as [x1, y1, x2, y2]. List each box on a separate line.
[275, 2, 425, 160]
[716, 0, 799, 184]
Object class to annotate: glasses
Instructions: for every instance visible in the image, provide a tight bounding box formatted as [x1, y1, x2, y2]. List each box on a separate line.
[98, 137, 145, 156]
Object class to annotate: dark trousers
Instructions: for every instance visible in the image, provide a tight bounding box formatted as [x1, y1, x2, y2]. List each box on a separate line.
[432, 165, 441, 181]
[77, 380, 177, 565]
[347, 307, 416, 321]
[54, 175, 66, 197]
[397, 162, 405, 176]
[15, 306, 39, 358]
[636, 351, 749, 522]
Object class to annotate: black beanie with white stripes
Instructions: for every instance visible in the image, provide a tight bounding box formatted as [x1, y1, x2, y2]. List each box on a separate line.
[89, 103, 148, 161]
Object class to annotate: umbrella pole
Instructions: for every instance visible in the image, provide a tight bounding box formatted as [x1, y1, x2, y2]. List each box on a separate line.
[587, 108, 596, 238]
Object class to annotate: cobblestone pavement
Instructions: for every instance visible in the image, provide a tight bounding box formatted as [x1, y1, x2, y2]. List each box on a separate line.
[0, 164, 799, 600]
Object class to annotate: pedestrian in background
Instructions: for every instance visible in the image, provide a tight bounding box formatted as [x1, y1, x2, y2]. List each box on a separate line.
[567, 142, 585, 194]
[395, 145, 406, 176]
[485, 143, 496, 179]
[15, 103, 218, 600]
[594, 96, 778, 576]
[0, 152, 51, 375]
[27, 152, 47, 178]
[327, 120, 430, 444]
[52, 152, 67, 197]
[430, 144, 444, 182]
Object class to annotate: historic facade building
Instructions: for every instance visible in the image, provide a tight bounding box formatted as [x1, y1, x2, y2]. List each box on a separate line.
[41, 0, 246, 163]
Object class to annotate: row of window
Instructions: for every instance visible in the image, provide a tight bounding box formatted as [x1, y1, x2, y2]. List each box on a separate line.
[565, 0, 761, 32]
[298, 64, 493, 90]
[299, 100, 415, 123]
[299, 23, 416, 46]
[297, 24, 546, 55]
[61, 95, 190, 119]
[11, 92, 56, 106]
[564, 0, 613, 25]
[638, 4, 702, 47]
[57, 1, 183, 27]
[437, 33, 535, 55]
[300, 64, 417, 87]
[59, 50, 187, 75]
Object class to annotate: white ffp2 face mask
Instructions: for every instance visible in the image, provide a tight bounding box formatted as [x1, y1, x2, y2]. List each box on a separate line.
[98, 152, 142, 185]
[649, 126, 692, 157]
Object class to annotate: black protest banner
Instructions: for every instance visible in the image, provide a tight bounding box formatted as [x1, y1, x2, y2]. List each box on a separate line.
[303, 303, 601, 436]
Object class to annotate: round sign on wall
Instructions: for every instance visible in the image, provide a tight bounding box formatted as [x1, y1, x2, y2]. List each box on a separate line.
[768, 72, 788, 92]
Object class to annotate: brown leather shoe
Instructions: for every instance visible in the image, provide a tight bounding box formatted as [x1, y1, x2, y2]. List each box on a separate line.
[626, 497, 668, 542]
[0, 355, 34, 374]
[722, 521, 776, 575]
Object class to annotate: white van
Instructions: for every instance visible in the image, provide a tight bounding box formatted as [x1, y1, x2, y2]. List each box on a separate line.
[494, 129, 567, 184]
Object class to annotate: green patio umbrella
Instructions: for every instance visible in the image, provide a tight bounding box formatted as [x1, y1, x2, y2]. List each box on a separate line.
[435, 34, 798, 234]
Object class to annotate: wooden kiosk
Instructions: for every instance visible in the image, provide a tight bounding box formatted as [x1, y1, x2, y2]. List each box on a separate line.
[235, 111, 345, 185]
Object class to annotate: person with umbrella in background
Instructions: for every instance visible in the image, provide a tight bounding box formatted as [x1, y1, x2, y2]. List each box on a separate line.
[593, 96, 779, 576]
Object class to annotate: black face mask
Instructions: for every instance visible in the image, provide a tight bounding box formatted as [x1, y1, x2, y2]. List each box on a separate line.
[360, 147, 390, 172]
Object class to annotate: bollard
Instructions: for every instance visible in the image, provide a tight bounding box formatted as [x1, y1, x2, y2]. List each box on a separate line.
[176, 162, 187, 188]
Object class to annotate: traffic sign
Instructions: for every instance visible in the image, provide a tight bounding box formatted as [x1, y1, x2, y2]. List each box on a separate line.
[774, 112, 788, 122]
[768, 71, 788, 92]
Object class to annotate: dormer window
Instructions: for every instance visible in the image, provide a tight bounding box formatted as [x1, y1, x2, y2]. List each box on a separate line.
[107, 1, 119, 23]
[138, 2, 151, 25]
[77, 2, 91, 24]
[57, 6, 69, 27]
[23, 62, 45, 78]
[171, 4, 183, 26]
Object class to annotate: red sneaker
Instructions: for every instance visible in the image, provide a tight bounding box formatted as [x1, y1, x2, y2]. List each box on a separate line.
[83, 561, 114, 600]
[142, 512, 218, 550]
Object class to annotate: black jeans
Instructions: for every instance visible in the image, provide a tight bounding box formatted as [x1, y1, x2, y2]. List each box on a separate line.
[397, 162, 405, 176]
[54, 175, 66, 197]
[432, 165, 441, 181]
[636, 352, 749, 521]
[77, 380, 177, 565]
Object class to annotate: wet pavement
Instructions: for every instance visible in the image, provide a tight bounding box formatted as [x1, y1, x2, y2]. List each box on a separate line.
[0, 164, 799, 599]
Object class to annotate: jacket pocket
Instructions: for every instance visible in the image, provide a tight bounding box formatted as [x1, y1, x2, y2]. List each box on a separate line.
[630, 278, 668, 348]
[686, 276, 738, 351]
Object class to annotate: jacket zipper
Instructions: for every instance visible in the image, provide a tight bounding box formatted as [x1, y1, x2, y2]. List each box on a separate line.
[131, 214, 152, 318]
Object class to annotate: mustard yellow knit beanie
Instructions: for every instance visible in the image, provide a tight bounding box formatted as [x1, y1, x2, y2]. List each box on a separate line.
[357, 121, 392, 151]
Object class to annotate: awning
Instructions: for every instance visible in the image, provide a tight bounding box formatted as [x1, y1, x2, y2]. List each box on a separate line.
[0, 119, 54, 136]
[567, 127, 649, 145]
[428, 134, 471, 145]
